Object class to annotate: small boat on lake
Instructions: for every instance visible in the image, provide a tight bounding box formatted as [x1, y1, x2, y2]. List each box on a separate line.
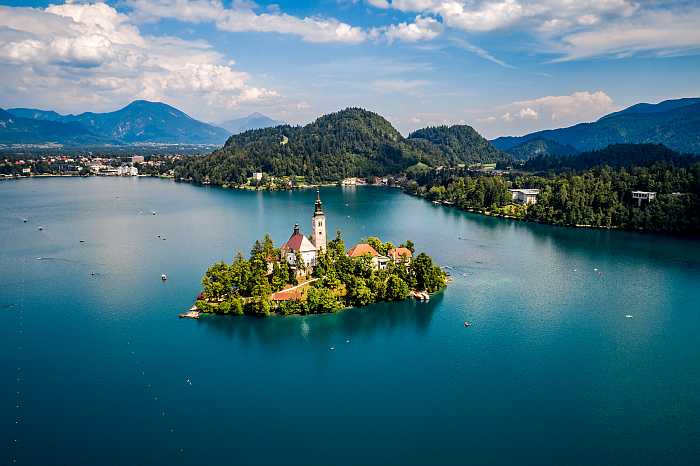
[161, 274, 167, 281]
[464, 321, 471, 327]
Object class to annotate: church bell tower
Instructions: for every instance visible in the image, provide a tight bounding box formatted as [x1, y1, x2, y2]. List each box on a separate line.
[311, 189, 326, 252]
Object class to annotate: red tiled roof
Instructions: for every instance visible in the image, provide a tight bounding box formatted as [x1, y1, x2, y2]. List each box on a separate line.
[283, 232, 306, 252]
[271, 289, 303, 301]
[388, 247, 412, 259]
[347, 243, 379, 257]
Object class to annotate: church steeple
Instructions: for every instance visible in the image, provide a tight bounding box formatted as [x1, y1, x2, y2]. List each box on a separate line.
[314, 189, 323, 214]
[311, 189, 326, 251]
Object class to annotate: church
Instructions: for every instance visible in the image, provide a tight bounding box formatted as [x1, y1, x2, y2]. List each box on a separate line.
[280, 190, 327, 270]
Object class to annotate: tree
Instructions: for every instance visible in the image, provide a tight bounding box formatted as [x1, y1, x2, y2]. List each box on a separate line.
[307, 287, 342, 313]
[385, 275, 409, 301]
[347, 277, 374, 307]
[412, 253, 446, 293]
[202, 261, 231, 300]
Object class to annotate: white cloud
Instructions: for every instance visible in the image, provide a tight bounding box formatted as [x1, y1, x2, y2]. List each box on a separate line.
[509, 90, 616, 122]
[518, 107, 538, 119]
[553, 8, 700, 61]
[127, 0, 367, 43]
[368, 0, 700, 60]
[450, 37, 513, 68]
[382, 15, 443, 43]
[0, 3, 277, 119]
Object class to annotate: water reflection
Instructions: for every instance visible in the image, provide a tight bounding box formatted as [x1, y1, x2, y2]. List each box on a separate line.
[196, 292, 442, 349]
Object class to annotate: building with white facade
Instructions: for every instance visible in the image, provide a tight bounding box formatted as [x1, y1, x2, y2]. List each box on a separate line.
[509, 188, 540, 205]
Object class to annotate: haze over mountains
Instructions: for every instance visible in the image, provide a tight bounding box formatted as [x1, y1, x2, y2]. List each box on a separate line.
[220, 113, 285, 135]
[492, 97, 700, 158]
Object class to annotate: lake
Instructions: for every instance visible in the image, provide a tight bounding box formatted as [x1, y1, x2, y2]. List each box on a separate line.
[1, 177, 699, 466]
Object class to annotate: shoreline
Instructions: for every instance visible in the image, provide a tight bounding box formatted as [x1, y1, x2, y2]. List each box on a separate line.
[189, 287, 444, 319]
[6, 174, 695, 237]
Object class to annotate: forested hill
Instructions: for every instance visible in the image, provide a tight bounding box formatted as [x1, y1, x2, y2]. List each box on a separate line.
[523, 144, 698, 172]
[407, 125, 506, 165]
[175, 108, 508, 184]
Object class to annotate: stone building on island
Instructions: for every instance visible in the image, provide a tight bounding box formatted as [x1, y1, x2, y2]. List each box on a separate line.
[280, 190, 327, 270]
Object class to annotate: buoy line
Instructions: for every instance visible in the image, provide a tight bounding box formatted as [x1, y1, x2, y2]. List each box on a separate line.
[9, 256, 26, 465]
[126, 340, 187, 456]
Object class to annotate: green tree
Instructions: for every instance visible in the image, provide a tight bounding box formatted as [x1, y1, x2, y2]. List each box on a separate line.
[385, 274, 410, 301]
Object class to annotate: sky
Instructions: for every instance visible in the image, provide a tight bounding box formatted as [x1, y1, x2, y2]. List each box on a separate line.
[0, 0, 698, 138]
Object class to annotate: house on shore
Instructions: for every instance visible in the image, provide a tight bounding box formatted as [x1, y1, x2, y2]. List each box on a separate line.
[632, 191, 657, 206]
[509, 188, 540, 205]
[388, 247, 412, 264]
[347, 243, 390, 270]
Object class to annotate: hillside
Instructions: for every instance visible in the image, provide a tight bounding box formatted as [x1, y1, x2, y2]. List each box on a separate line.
[175, 108, 507, 184]
[220, 112, 284, 134]
[4, 101, 230, 145]
[408, 125, 509, 165]
[491, 97, 700, 154]
[503, 138, 578, 161]
[0, 109, 108, 145]
[522, 143, 697, 172]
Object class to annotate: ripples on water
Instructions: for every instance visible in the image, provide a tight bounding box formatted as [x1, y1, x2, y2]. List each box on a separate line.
[1, 178, 699, 466]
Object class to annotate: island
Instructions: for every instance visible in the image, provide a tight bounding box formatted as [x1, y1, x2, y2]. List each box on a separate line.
[190, 191, 446, 317]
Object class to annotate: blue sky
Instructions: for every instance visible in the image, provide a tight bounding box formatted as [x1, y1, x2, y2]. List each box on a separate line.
[0, 0, 698, 138]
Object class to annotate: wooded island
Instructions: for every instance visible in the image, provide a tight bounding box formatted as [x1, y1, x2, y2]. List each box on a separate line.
[193, 191, 446, 316]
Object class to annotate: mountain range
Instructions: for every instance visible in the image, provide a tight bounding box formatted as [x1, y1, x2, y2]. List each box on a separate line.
[175, 107, 508, 184]
[1, 101, 230, 145]
[219, 112, 284, 134]
[492, 97, 700, 157]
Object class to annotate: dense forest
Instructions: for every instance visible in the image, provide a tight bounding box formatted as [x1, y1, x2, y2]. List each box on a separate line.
[523, 144, 697, 171]
[404, 144, 700, 234]
[174, 108, 507, 185]
[195, 232, 446, 316]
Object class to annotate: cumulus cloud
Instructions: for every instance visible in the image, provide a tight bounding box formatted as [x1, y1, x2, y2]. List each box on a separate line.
[518, 107, 538, 119]
[0, 3, 277, 119]
[382, 15, 443, 43]
[472, 90, 618, 137]
[509, 90, 616, 122]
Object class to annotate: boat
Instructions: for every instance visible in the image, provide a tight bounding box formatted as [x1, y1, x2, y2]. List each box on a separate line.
[464, 321, 471, 327]
[161, 274, 167, 281]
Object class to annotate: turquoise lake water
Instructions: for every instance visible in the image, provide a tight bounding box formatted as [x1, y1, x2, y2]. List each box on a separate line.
[1, 177, 699, 465]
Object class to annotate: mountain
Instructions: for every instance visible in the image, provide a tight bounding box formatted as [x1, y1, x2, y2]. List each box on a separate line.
[504, 138, 578, 161]
[220, 112, 284, 134]
[491, 97, 700, 154]
[4, 100, 230, 145]
[175, 107, 507, 184]
[407, 125, 506, 164]
[0, 108, 108, 145]
[522, 143, 697, 172]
